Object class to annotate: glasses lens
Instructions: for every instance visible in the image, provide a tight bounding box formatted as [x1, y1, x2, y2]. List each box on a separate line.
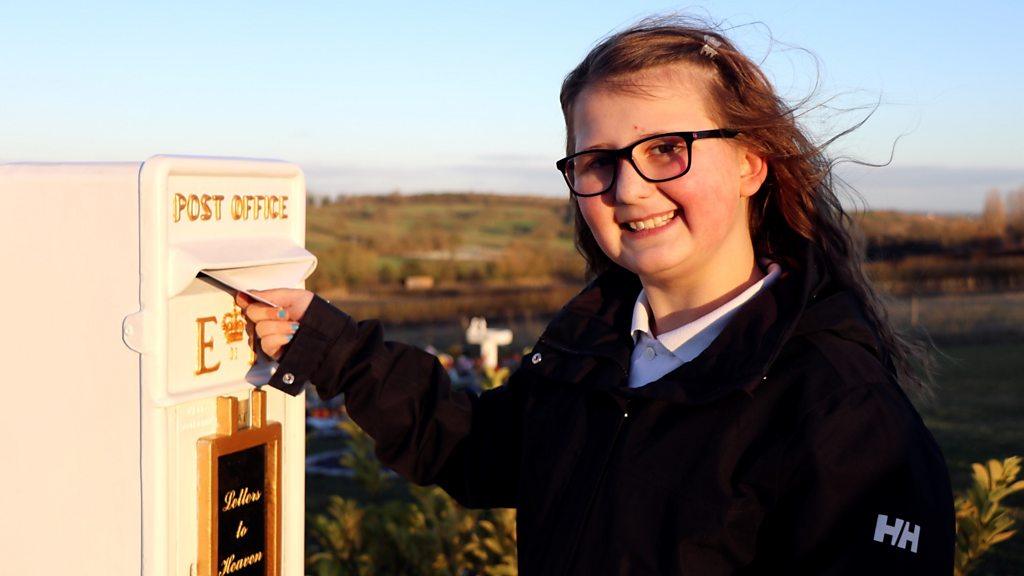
[566, 152, 615, 196]
[634, 135, 689, 180]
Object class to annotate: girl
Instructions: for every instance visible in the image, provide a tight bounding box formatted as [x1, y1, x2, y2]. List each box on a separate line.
[239, 18, 954, 574]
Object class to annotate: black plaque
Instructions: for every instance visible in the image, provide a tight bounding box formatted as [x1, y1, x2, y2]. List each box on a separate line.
[216, 445, 267, 575]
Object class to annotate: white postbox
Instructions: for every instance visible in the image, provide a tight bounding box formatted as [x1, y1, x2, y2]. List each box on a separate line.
[0, 156, 316, 575]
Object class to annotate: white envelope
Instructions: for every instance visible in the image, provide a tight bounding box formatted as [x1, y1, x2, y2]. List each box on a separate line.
[199, 269, 281, 308]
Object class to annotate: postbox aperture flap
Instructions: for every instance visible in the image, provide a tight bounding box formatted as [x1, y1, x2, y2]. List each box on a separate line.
[168, 237, 318, 298]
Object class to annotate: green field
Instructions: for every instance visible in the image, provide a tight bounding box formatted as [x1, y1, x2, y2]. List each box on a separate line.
[918, 340, 1024, 575]
[889, 292, 1023, 573]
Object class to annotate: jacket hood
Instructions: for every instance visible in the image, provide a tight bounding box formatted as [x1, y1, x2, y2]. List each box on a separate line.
[537, 238, 888, 403]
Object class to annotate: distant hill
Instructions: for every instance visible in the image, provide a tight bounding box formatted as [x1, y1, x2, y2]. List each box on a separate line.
[304, 193, 1024, 315]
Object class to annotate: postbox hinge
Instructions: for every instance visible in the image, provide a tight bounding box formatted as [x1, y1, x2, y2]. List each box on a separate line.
[122, 310, 149, 354]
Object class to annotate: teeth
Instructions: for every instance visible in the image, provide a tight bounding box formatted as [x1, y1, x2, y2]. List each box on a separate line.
[627, 211, 675, 231]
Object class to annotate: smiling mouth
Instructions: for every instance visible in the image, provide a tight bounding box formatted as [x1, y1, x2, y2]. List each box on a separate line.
[621, 210, 677, 232]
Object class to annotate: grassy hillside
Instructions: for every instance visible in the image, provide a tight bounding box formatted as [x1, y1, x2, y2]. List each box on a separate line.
[306, 193, 582, 293]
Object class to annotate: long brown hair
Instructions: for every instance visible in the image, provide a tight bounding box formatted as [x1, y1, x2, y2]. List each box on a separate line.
[559, 17, 934, 395]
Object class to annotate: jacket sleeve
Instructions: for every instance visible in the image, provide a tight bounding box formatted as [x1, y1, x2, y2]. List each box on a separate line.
[266, 295, 525, 509]
[763, 382, 955, 575]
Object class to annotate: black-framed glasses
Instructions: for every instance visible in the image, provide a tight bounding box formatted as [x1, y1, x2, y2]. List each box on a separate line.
[555, 129, 740, 197]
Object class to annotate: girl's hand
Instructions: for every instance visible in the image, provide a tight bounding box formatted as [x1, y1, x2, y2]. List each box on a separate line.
[235, 288, 315, 360]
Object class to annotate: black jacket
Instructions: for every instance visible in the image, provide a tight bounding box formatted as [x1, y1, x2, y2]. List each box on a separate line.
[270, 241, 955, 575]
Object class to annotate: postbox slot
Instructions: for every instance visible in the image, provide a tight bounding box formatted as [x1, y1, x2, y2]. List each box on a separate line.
[198, 261, 314, 306]
[167, 236, 317, 298]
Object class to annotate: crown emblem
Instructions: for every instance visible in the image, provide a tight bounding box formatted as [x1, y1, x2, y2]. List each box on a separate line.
[221, 306, 246, 344]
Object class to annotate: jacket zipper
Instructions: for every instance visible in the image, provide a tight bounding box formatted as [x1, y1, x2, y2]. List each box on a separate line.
[561, 397, 631, 575]
[535, 335, 633, 573]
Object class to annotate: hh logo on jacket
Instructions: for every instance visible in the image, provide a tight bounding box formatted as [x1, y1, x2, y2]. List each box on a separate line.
[873, 514, 920, 553]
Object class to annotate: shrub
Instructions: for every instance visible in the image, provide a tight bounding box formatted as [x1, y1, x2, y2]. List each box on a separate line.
[308, 418, 517, 576]
[955, 456, 1024, 576]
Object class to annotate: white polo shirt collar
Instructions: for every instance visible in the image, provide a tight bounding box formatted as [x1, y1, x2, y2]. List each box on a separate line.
[628, 260, 782, 388]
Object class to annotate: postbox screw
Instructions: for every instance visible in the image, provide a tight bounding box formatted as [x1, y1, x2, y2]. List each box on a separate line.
[283, 372, 295, 385]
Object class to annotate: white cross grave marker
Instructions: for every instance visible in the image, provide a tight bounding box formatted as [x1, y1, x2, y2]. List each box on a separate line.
[466, 317, 513, 371]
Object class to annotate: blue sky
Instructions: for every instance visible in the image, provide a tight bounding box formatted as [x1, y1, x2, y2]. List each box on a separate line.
[2, 0, 1021, 212]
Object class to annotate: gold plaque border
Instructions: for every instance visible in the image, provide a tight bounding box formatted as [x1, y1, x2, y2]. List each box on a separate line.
[197, 391, 281, 576]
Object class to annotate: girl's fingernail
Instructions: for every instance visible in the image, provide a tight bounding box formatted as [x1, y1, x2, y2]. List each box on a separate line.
[291, 323, 300, 331]
[286, 334, 293, 342]
[277, 309, 287, 319]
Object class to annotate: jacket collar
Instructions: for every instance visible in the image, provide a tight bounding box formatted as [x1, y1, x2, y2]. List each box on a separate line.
[537, 238, 883, 403]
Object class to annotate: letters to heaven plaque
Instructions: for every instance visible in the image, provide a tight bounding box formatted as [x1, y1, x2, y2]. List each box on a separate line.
[198, 390, 281, 576]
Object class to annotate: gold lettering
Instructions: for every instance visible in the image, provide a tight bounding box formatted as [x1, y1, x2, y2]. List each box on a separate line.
[173, 194, 187, 223]
[222, 487, 263, 511]
[236, 520, 248, 539]
[212, 195, 224, 219]
[195, 316, 221, 375]
[200, 194, 213, 221]
[219, 552, 263, 576]
[187, 194, 201, 221]
[175, 193, 293, 222]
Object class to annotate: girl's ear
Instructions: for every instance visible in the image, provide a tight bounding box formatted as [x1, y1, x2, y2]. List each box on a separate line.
[738, 146, 768, 199]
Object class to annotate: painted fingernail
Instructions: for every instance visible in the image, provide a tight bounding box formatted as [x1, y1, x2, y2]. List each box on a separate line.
[291, 323, 300, 331]
[277, 309, 287, 319]
[286, 334, 293, 342]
